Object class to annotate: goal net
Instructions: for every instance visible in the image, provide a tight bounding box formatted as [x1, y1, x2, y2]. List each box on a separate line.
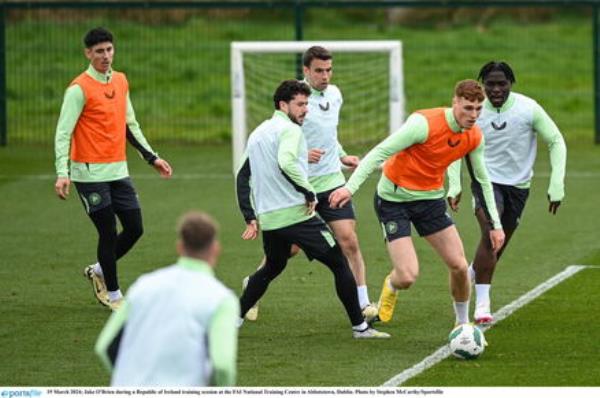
[231, 41, 405, 172]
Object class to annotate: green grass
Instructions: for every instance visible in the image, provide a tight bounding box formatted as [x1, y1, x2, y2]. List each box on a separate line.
[1, 141, 599, 386]
[5, 13, 595, 144]
[405, 268, 600, 386]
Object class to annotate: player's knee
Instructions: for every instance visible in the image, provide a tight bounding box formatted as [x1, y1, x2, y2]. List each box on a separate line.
[447, 258, 468, 274]
[337, 233, 359, 256]
[391, 271, 417, 289]
[99, 228, 118, 245]
[128, 222, 144, 240]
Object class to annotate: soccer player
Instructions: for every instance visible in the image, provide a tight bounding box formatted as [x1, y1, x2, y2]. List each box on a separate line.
[241, 46, 377, 322]
[329, 80, 505, 327]
[54, 27, 172, 310]
[95, 211, 239, 386]
[236, 79, 388, 338]
[446, 61, 567, 324]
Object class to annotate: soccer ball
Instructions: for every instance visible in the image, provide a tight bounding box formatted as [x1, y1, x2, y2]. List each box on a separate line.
[448, 323, 486, 360]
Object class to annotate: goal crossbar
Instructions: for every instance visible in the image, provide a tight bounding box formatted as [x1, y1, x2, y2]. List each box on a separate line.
[231, 40, 405, 172]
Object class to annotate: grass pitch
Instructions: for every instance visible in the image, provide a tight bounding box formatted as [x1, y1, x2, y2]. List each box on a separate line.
[0, 142, 599, 386]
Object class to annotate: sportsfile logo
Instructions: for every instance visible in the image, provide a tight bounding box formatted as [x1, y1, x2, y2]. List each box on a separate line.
[1, 390, 42, 398]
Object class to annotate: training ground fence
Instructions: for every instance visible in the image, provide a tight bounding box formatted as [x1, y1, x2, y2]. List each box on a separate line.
[1, 1, 599, 146]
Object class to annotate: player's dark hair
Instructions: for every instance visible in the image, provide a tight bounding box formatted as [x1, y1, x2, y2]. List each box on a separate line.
[84, 27, 113, 48]
[302, 46, 332, 68]
[454, 79, 485, 102]
[177, 211, 219, 254]
[273, 80, 311, 109]
[478, 61, 516, 84]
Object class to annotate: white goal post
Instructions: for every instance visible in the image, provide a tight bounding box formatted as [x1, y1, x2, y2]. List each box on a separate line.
[231, 40, 405, 173]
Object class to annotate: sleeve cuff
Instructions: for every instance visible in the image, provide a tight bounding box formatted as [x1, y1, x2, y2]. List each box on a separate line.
[147, 155, 158, 165]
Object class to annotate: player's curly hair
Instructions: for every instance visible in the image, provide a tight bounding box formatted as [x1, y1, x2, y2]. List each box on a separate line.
[273, 80, 311, 109]
[84, 27, 113, 48]
[478, 61, 516, 84]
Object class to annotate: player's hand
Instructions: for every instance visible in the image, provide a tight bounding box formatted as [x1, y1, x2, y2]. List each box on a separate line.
[447, 192, 462, 212]
[489, 228, 505, 254]
[153, 158, 173, 179]
[329, 187, 352, 209]
[308, 148, 325, 164]
[548, 195, 561, 215]
[306, 199, 317, 215]
[242, 220, 258, 240]
[54, 177, 71, 200]
[340, 155, 360, 171]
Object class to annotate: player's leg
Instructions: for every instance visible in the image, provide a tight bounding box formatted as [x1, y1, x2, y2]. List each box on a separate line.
[424, 225, 470, 325]
[378, 236, 419, 322]
[114, 208, 143, 259]
[317, 189, 375, 316]
[111, 178, 144, 260]
[242, 244, 301, 321]
[75, 181, 115, 308]
[373, 194, 417, 322]
[239, 230, 291, 321]
[471, 185, 528, 323]
[468, 182, 504, 323]
[327, 219, 377, 320]
[412, 198, 467, 325]
[291, 217, 389, 338]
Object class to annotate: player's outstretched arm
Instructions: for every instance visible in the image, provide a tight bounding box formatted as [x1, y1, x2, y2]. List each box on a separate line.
[344, 113, 428, 196]
[329, 187, 352, 209]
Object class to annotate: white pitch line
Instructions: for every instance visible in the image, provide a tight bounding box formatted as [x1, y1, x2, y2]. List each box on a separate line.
[381, 264, 593, 387]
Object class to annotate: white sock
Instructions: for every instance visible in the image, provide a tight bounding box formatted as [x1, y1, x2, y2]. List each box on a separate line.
[468, 263, 475, 283]
[352, 321, 369, 332]
[93, 262, 103, 278]
[454, 301, 469, 325]
[387, 277, 398, 293]
[475, 284, 491, 309]
[108, 290, 122, 302]
[237, 318, 244, 328]
[357, 285, 370, 309]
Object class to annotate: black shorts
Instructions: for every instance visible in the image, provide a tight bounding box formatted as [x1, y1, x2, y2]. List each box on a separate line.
[74, 177, 140, 214]
[374, 194, 454, 241]
[472, 181, 529, 231]
[262, 217, 339, 262]
[316, 186, 355, 222]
